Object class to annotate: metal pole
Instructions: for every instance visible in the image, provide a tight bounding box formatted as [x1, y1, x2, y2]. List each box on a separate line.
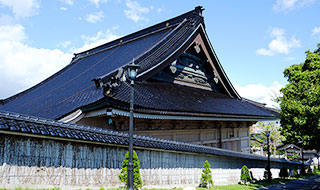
[127, 79, 134, 190]
[301, 147, 304, 174]
[267, 136, 271, 182]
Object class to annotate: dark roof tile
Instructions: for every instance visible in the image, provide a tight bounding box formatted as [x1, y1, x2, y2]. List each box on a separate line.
[107, 81, 276, 118]
[0, 110, 298, 164]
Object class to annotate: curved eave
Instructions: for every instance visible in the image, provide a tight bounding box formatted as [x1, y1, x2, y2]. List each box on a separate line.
[199, 25, 242, 99]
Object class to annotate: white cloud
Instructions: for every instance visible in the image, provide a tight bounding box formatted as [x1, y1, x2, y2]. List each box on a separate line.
[58, 40, 71, 49]
[0, 0, 40, 18]
[273, 0, 315, 12]
[270, 27, 285, 37]
[157, 8, 163, 13]
[74, 29, 119, 53]
[60, 0, 74, 5]
[89, 0, 109, 8]
[234, 81, 284, 108]
[60, 7, 68, 11]
[0, 14, 16, 25]
[85, 11, 104, 24]
[0, 24, 26, 41]
[256, 27, 300, 56]
[124, 0, 151, 22]
[312, 26, 320, 35]
[0, 25, 72, 99]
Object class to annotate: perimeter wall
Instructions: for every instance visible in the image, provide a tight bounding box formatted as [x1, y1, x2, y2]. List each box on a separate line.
[0, 134, 300, 189]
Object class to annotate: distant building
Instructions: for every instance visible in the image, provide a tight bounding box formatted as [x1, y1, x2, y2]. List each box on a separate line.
[277, 144, 319, 167]
[0, 6, 277, 153]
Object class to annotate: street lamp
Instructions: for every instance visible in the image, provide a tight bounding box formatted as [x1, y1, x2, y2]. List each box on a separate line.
[265, 130, 271, 182]
[298, 140, 305, 175]
[127, 60, 140, 190]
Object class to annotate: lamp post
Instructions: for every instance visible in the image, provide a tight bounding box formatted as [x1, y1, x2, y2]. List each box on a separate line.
[265, 130, 271, 182]
[298, 140, 304, 175]
[127, 60, 140, 190]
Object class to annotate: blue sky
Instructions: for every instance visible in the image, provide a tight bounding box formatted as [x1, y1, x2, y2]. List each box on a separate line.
[0, 0, 319, 107]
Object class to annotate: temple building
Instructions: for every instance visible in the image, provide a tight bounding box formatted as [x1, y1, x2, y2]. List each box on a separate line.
[0, 6, 277, 154]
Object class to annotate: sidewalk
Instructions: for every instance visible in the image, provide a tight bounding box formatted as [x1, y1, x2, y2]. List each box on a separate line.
[256, 174, 320, 190]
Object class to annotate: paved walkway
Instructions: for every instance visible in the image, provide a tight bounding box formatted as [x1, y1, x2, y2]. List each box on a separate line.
[256, 175, 320, 190]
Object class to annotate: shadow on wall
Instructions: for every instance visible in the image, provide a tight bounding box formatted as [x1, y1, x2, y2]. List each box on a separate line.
[0, 134, 291, 171]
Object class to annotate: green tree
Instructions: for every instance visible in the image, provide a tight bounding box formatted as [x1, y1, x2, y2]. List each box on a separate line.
[119, 150, 142, 189]
[200, 160, 214, 188]
[250, 121, 285, 156]
[278, 43, 320, 151]
[240, 165, 252, 184]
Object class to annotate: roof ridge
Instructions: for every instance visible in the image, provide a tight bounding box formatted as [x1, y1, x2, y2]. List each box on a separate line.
[93, 18, 189, 85]
[74, 6, 204, 58]
[0, 7, 203, 106]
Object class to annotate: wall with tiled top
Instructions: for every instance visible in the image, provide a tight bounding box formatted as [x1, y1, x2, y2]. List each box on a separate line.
[0, 134, 298, 189]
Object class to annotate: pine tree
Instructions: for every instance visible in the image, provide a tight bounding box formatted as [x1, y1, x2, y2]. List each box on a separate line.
[200, 160, 214, 189]
[240, 165, 252, 184]
[119, 150, 142, 189]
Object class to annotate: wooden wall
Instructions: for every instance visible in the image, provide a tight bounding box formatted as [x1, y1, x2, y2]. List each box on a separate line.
[77, 116, 254, 153]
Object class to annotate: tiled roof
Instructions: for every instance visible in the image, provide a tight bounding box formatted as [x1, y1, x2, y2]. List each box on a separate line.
[0, 8, 203, 120]
[0, 110, 299, 164]
[0, 6, 277, 121]
[100, 81, 277, 118]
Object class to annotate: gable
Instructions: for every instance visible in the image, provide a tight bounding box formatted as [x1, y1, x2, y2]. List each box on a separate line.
[141, 29, 240, 98]
[150, 34, 227, 94]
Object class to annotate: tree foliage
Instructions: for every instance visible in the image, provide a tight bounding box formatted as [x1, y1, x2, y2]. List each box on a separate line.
[200, 160, 214, 188]
[279, 43, 320, 151]
[250, 121, 285, 156]
[279, 166, 289, 179]
[119, 150, 142, 189]
[240, 165, 252, 184]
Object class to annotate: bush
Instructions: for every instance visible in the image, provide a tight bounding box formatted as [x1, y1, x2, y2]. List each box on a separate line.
[279, 166, 288, 179]
[199, 160, 214, 188]
[313, 166, 320, 174]
[240, 165, 252, 184]
[119, 150, 142, 189]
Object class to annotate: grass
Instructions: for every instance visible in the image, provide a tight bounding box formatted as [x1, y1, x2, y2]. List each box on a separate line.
[196, 173, 318, 190]
[0, 188, 60, 190]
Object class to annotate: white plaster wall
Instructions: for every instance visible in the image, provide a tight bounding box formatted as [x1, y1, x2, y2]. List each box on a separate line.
[0, 164, 283, 189]
[0, 134, 298, 189]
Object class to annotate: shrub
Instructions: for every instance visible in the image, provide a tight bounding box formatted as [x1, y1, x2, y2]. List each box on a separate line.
[200, 160, 214, 188]
[313, 166, 320, 174]
[240, 165, 252, 184]
[119, 150, 142, 189]
[279, 166, 288, 179]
